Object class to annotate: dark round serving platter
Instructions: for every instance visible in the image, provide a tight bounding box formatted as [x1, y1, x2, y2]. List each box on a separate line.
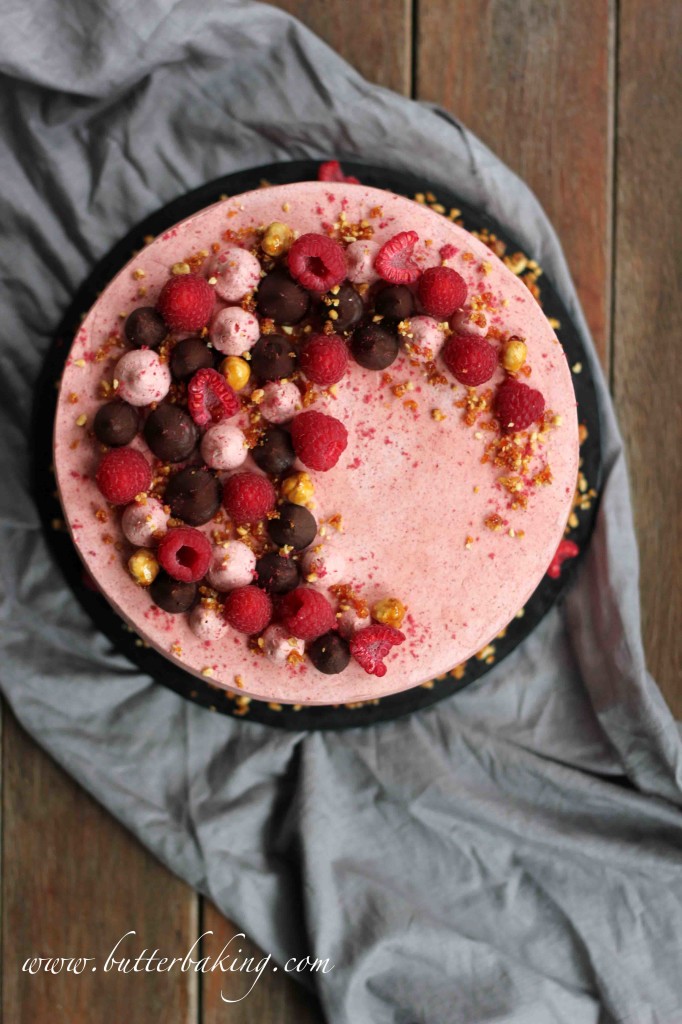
[33, 159, 602, 730]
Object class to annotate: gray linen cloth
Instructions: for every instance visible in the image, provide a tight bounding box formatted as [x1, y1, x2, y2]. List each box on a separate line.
[1, 2, 681, 1021]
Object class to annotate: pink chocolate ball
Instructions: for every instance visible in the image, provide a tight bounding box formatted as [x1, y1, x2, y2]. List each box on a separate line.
[408, 315, 447, 358]
[260, 380, 301, 424]
[345, 240, 381, 285]
[189, 604, 228, 641]
[301, 545, 346, 586]
[211, 307, 260, 356]
[206, 541, 256, 591]
[114, 350, 171, 406]
[121, 497, 169, 546]
[214, 247, 262, 302]
[450, 308, 489, 338]
[336, 606, 371, 639]
[261, 624, 304, 666]
[201, 422, 248, 471]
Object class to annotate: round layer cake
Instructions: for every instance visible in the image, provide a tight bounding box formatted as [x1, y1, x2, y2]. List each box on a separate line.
[54, 181, 579, 704]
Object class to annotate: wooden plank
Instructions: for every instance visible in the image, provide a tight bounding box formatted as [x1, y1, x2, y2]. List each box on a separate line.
[613, 0, 682, 715]
[200, 906, 323, 1023]
[268, 0, 412, 94]
[1, 709, 197, 1024]
[416, 0, 614, 367]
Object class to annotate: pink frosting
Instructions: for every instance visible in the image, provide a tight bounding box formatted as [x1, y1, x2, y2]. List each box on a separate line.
[259, 380, 301, 424]
[206, 541, 256, 591]
[121, 497, 169, 546]
[210, 306, 260, 356]
[213, 247, 261, 302]
[114, 350, 171, 406]
[201, 422, 248, 471]
[54, 182, 579, 706]
[301, 544, 347, 586]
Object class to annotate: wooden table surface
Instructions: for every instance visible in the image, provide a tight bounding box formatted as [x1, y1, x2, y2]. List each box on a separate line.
[3, 2, 680, 1021]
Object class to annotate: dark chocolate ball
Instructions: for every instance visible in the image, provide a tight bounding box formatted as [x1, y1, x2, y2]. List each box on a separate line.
[124, 306, 168, 349]
[170, 337, 214, 381]
[93, 402, 139, 447]
[374, 285, 415, 321]
[308, 631, 351, 674]
[149, 573, 198, 613]
[267, 502, 317, 550]
[165, 467, 220, 526]
[326, 283, 364, 331]
[144, 404, 198, 463]
[256, 270, 310, 325]
[250, 334, 296, 382]
[255, 552, 301, 594]
[250, 427, 296, 476]
[350, 323, 400, 370]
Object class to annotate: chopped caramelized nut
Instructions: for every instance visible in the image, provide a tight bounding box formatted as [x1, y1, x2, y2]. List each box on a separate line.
[281, 472, 314, 506]
[371, 597, 406, 629]
[128, 548, 160, 586]
[261, 221, 294, 257]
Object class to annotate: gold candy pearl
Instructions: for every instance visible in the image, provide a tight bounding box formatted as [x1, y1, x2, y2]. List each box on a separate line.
[501, 337, 527, 373]
[371, 597, 407, 629]
[220, 355, 251, 391]
[261, 221, 294, 257]
[281, 471, 314, 506]
[128, 548, 160, 586]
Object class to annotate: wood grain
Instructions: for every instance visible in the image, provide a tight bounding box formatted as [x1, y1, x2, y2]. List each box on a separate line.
[200, 906, 323, 1023]
[268, 0, 412, 94]
[613, 0, 682, 715]
[416, 0, 614, 367]
[1, 710, 197, 1024]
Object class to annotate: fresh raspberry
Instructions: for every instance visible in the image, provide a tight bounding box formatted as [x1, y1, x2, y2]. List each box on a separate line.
[156, 274, 215, 331]
[417, 266, 468, 317]
[157, 526, 212, 583]
[494, 378, 546, 432]
[299, 333, 349, 386]
[278, 587, 336, 640]
[224, 585, 273, 634]
[350, 624, 406, 678]
[187, 368, 240, 426]
[374, 230, 420, 284]
[317, 160, 360, 185]
[290, 410, 348, 471]
[223, 472, 277, 524]
[95, 447, 151, 505]
[288, 233, 347, 292]
[443, 334, 498, 386]
[547, 539, 579, 579]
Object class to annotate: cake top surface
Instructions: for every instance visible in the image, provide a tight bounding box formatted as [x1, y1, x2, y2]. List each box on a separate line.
[54, 181, 579, 705]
